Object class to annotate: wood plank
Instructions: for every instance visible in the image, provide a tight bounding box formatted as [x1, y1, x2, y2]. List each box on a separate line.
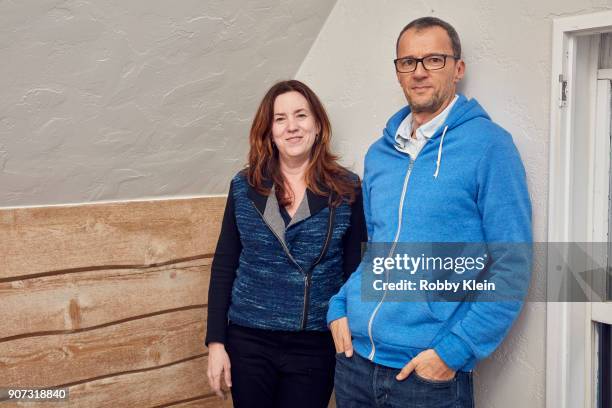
[67, 356, 210, 408]
[2, 357, 212, 407]
[0, 258, 210, 340]
[0, 196, 226, 280]
[1, 309, 206, 388]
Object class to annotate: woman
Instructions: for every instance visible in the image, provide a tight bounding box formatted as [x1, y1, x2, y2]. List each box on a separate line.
[205, 80, 366, 408]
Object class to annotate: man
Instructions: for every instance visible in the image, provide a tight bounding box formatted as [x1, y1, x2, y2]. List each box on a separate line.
[327, 17, 532, 407]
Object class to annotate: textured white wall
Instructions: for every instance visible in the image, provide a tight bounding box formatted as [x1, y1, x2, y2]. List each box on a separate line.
[296, 0, 611, 407]
[0, 0, 336, 207]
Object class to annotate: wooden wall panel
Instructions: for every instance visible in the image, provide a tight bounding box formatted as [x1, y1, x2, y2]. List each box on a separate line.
[0, 196, 225, 280]
[0, 196, 231, 407]
[0, 258, 210, 340]
[1, 357, 214, 407]
[1, 309, 206, 388]
[66, 357, 211, 408]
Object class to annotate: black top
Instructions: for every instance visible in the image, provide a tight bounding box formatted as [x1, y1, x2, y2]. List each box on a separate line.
[279, 203, 292, 227]
[205, 182, 367, 345]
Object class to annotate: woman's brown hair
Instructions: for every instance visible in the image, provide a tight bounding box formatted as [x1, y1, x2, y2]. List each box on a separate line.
[247, 80, 359, 206]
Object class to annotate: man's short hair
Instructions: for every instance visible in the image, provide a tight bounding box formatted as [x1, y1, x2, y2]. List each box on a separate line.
[396, 17, 461, 59]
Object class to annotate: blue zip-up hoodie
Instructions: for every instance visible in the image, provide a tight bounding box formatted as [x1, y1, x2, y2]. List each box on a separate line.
[327, 94, 532, 371]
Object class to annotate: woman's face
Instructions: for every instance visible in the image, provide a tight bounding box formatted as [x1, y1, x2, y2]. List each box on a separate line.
[271, 91, 319, 164]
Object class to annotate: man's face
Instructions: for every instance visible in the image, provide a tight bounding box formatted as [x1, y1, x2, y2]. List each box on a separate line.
[396, 26, 465, 115]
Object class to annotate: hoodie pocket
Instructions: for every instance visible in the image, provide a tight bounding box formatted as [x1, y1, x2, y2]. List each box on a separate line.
[425, 300, 461, 323]
[374, 302, 446, 349]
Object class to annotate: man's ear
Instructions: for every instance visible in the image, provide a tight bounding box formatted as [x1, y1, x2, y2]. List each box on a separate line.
[454, 60, 465, 83]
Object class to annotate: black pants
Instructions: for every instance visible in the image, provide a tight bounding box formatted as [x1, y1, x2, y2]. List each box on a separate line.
[226, 323, 336, 408]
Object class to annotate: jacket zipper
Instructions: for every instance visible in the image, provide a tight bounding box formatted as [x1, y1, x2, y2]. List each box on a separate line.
[301, 273, 312, 329]
[367, 158, 414, 361]
[300, 205, 335, 329]
[251, 201, 335, 330]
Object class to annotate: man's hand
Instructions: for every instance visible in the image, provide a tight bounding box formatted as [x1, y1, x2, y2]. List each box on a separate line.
[207, 342, 232, 399]
[329, 317, 353, 357]
[396, 349, 455, 381]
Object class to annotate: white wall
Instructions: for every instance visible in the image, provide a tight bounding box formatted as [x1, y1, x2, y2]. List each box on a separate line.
[296, 1, 611, 406]
[0, 0, 336, 207]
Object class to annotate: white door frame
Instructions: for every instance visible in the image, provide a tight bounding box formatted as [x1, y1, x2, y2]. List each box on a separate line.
[547, 10, 612, 408]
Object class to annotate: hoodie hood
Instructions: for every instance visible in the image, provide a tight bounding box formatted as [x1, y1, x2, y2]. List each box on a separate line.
[382, 94, 491, 144]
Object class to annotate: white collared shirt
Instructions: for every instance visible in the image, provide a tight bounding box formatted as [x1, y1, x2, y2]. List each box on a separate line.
[394, 95, 458, 160]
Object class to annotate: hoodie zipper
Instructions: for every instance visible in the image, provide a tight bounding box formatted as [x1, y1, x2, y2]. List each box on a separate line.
[367, 158, 414, 361]
[251, 201, 335, 330]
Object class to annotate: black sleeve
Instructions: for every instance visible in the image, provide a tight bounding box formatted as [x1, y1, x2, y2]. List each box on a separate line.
[205, 180, 242, 346]
[342, 187, 367, 280]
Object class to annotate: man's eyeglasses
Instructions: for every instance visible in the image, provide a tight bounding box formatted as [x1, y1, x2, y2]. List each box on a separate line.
[394, 54, 459, 73]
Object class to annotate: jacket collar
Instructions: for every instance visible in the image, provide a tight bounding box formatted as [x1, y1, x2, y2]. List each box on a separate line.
[246, 179, 271, 215]
[247, 179, 330, 219]
[306, 188, 331, 216]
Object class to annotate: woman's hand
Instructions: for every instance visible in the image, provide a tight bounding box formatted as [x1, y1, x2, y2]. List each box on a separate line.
[207, 342, 232, 399]
[330, 317, 353, 357]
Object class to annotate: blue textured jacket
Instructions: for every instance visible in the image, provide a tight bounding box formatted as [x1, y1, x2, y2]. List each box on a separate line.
[206, 171, 366, 344]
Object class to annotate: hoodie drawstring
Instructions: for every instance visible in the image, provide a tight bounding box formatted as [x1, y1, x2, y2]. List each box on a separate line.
[433, 125, 448, 179]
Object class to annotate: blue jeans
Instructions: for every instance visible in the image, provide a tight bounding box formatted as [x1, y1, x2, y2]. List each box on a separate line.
[334, 352, 474, 408]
